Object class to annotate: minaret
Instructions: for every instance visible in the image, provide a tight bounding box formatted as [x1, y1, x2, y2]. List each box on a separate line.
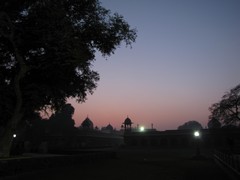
[123, 116, 133, 131]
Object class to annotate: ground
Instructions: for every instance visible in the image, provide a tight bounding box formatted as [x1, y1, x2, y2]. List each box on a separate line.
[2, 148, 231, 180]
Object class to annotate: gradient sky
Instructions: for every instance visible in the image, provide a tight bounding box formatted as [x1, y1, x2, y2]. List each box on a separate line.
[69, 0, 240, 130]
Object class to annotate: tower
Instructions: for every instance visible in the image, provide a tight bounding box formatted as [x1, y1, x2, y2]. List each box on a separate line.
[122, 116, 133, 131]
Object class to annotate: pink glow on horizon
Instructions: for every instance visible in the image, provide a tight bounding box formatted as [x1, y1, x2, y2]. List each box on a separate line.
[67, 0, 240, 131]
[69, 94, 211, 131]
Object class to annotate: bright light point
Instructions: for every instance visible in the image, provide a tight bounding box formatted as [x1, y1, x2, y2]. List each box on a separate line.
[140, 126, 145, 132]
[194, 131, 200, 137]
[13, 134, 16, 138]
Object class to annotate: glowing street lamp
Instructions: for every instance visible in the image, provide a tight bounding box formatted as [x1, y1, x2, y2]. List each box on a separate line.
[193, 130, 201, 157]
[139, 126, 145, 132]
[13, 134, 17, 138]
[194, 131, 200, 137]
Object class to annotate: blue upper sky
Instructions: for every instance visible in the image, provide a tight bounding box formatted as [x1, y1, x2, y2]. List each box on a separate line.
[70, 0, 240, 130]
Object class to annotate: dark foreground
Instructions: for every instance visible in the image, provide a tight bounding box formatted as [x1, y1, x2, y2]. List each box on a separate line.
[1, 148, 231, 180]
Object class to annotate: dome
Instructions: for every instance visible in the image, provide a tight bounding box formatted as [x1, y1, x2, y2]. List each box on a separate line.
[106, 124, 113, 131]
[123, 116, 133, 125]
[81, 117, 94, 129]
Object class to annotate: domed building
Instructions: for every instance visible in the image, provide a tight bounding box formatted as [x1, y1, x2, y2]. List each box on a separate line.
[101, 123, 114, 133]
[122, 116, 133, 131]
[80, 117, 94, 129]
[106, 124, 114, 131]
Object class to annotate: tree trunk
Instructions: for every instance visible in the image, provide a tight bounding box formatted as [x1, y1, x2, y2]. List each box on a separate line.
[0, 15, 27, 157]
[0, 131, 13, 157]
[0, 58, 25, 157]
[0, 123, 18, 157]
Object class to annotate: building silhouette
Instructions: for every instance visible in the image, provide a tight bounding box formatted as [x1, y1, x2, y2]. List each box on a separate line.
[6, 116, 240, 155]
[122, 116, 133, 131]
[80, 116, 94, 129]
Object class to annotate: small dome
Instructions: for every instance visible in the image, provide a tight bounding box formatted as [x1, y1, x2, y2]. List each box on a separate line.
[106, 124, 113, 131]
[81, 117, 94, 129]
[123, 116, 133, 125]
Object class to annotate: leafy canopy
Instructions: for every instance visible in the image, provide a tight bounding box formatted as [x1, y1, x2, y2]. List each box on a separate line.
[209, 83, 240, 126]
[177, 120, 203, 130]
[0, 0, 137, 126]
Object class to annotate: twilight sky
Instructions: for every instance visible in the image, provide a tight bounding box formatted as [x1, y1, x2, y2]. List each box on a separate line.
[69, 0, 240, 130]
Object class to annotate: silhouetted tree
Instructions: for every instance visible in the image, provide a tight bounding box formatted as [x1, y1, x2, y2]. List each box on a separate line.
[48, 103, 76, 135]
[178, 120, 203, 130]
[0, 0, 136, 157]
[221, 124, 238, 129]
[24, 112, 46, 152]
[207, 118, 221, 129]
[209, 83, 240, 126]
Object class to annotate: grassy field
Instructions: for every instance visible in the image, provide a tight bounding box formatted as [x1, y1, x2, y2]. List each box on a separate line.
[5, 148, 231, 180]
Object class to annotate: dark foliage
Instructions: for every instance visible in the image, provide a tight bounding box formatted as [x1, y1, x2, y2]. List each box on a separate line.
[178, 120, 203, 130]
[48, 103, 76, 135]
[0, 0, 137, 127]
[207, 118, 221, 129]
[209, 83, 240, 126]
